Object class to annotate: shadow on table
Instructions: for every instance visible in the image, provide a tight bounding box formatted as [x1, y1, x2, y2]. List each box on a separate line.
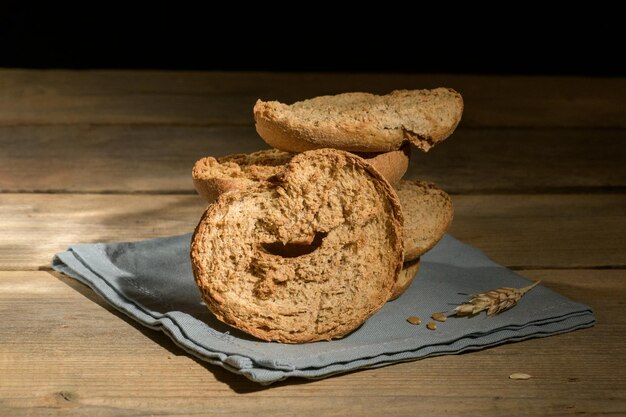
[49, 269, 319, 393]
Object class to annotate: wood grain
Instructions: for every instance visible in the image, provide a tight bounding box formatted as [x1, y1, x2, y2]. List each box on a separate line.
[1, 70, 625, 127]
[0, 270, 623, 417]
[2, 70, 625, 417]
[1, 193, 624, 270]
[0, 125, 267, 193]
[1, 126, 625, 194]
[409, 128, 626, 193]
[0, 193, 206, 270]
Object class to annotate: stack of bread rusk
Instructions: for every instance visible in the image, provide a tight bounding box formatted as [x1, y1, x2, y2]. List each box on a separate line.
[191, 88, 463, 343]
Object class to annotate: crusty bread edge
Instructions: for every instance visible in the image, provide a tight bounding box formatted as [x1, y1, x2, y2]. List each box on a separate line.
[254, 99, 404, 153]
[389, 258, 421, 301]
[191, 147, 410, 205]
[191, 149, 405, 343]
[402, 180, 454, 261]
[254, 89, 464, 153]
[254, 102, 319, 152]
[403, 89, 464, 152]
[358, 144, 410, 186]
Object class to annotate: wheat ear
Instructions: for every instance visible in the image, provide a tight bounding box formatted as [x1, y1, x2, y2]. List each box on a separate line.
[452, 281, 541, 317]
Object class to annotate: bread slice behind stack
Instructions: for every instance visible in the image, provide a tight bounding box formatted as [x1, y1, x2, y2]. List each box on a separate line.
[397, 180, 453, 262]
[389, 180, 454, 300]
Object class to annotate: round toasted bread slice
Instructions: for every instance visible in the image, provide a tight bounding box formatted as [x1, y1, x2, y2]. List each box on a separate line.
[191, 149, 404, 343]
[254, 88, 463, 153]
[397, 180, 453, 262]
[194, 156, 451, 262]
[192, 146, 409, 204]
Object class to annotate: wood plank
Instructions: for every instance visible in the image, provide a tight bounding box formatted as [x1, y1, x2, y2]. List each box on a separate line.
[0, 125, 267, 193]
[410, 128, 626, 193]
[2, 126, 625, 194]
[0, 194, 206, 270]
[1, 193, 624, 270]
[1, 70, 625, 127]
[0, 270, 623, 416]
[451, 193, 626, 269]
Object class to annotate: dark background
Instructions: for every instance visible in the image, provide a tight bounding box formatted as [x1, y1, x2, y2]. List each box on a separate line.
[1, 3, 623, 75]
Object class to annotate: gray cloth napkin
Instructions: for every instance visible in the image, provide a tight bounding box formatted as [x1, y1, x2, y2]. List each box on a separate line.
[52, 234, 595, 385]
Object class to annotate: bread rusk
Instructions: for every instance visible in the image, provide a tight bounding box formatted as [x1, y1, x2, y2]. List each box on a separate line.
[254, 88, 463, 153]
[396, 180, 453, 262]
[191, 149, 404, 343]
[193, 153, 452, 264]
[384, 181, 453, 301]
[192, 146, 410, 204]
[390, 258, 421, 301]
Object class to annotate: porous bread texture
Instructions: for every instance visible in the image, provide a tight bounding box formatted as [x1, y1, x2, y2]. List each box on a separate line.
[396, 180, 453, 262]
[390, 258, 421, 301]
[192, 149, 291, 204]
[191, 149, 404, 343]
[193, 152, 452, 263]
[192, 146, 410, 204]
[254, 88, 463, 153]
[388, 180, 452, 300]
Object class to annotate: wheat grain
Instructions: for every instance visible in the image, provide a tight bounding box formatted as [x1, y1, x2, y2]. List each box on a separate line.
[431, 312, 447, 322]
[509, 373, 532, 380]
[452, 281, 541, 317]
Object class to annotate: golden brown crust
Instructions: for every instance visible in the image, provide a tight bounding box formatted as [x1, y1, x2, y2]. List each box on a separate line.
[193, 155, 451, 266]
[354, 144, 410, 186]
[191, 149, 404, 343]
[389, 258, 421, 301]
[192, 148, 409, 204]
[254, 88, 463, 153]
[396, 180, 454, 261]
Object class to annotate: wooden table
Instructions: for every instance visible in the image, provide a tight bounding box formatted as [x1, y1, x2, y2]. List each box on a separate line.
[1, 70, 625, 416]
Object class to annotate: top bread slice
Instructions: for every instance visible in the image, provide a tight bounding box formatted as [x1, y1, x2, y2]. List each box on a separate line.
[192, 146, 409, 204]
[191, 149, 404, 343]
[254, 88, 463, 153]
